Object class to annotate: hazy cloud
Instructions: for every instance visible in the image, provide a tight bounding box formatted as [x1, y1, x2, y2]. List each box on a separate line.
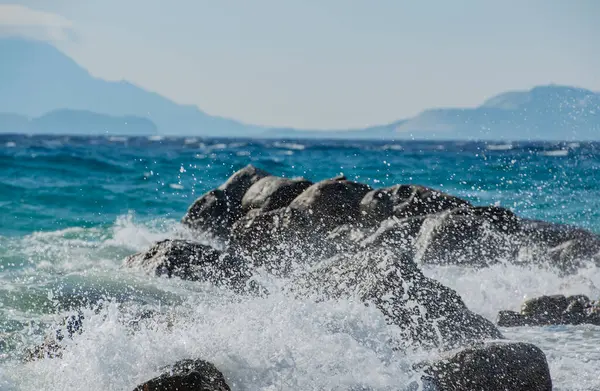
[0, 4, 74, 42]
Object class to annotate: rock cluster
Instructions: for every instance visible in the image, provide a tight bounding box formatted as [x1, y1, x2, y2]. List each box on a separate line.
[37, 164, 600, 389]
[498, 294, 600, 327]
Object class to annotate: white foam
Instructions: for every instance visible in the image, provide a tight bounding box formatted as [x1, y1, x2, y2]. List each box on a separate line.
[486, 144, 513, 151]
[4, 141, 16, 148]
[541, 149, 569, 157]
[273, 142, 305, 151]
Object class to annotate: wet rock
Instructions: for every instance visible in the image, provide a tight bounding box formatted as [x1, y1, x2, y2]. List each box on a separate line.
[241, 176, 312, 213]
[182, 165, 270, 235]
[181, 189, 233, 237]
[417, 208, 519, 266]
[392, 185, 470, 219]
[124, 239, 252, 291]
[293, 248, 502, 349]
[218, 164, 270, 206]
[133, 359, 231, 391]
[289, 179, 372, 230]
[422, 342, 552, 391]
[497, 294, 600, 326]
[361, 216, 425, 248]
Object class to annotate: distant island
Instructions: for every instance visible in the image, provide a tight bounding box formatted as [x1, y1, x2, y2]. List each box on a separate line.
[1, 37, 599, 140]
[0, 110, 157, 135]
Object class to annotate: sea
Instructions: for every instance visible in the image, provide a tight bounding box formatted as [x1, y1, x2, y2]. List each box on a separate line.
[0, 134, 599, 390]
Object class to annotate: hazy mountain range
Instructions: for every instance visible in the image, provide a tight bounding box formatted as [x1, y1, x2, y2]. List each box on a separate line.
[1, 37, 599, 140]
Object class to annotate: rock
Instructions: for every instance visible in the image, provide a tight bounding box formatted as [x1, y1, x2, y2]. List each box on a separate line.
[133, 359, 231, 391]
[182, 165, 270, 236]
[422, 342, 552, 391]
[289, 179, 372, 229]
[521, 294, 569, 320]
[124, 240, 252, 291]
[293, 248, 502, 349]
[497, 294, 600, 327]
[417, 208, 519, 266]
[241, 176, 312, 213]
[361, 216, 425, 248]
[391, 185, 470, 219]
[218, 164, 270, 206]
[181, 189, 235, 237]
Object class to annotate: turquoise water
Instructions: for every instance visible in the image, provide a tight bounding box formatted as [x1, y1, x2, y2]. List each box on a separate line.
[1, 135, 600, 390]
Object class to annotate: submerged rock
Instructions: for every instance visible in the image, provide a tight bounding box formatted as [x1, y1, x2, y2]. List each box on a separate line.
[293, 248, 502, 349]
[497, 294, 600, 327]
[422, 342, 552, 391]
[133, 359, 231, 391]
[124, 239, 252, 291]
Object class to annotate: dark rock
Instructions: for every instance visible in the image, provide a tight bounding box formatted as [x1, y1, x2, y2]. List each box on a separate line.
[496, 310, 529, 327]
[359, 189, 394, 224]
[498, 294, 600, 327]
[133, 359, 231, 391]
[293, 248, 502, 349]
[361, 216, 425, 248]
[218, 164, 270, 205]
[182, 165, 270, 235]
[418, 208, 519, 266]
[288, 179, 372, 229]
[521, 294, 569, 320]
[392, 185, 470, 219]
[241, 176, 312, 213]
[181, 189, 235, 237]
[422, 342, 552, 391]
[124, 240, 252, 291]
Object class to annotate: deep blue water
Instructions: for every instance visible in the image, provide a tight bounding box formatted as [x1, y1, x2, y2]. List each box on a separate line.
[1, 134, 600, 390]
[1, 135, 599, 236]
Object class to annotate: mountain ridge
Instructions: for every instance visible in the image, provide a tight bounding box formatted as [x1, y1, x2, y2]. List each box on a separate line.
[1, 37, 599, 140]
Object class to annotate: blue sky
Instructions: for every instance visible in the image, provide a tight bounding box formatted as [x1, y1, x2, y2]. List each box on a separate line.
[1, 0, 599, 129]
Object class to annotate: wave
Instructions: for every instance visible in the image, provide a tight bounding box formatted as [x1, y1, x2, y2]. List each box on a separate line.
[541, 149, 569, 157]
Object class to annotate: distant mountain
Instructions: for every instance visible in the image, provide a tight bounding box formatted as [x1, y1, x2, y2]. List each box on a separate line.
[0, 110, 157, 135]
[389, 85, 600, 141]
[0, 38, 262, 136]
[1, 37, 599, 140]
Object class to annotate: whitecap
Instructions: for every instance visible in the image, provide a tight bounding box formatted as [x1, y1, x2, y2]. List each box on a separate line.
[380, 144, 403, 151]
[184, 138, 198, 145]
[541, 149, 569, 157]
[273, 141, 305, 150]
[486, 144, 513, 151]
[4, 141, 16, 148]
[147, 135, 164, 142]
[108, 136, 128, 143]
[169, 183, 184, 190]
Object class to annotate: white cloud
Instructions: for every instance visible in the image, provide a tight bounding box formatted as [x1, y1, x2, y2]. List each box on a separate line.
[0, 4, 74, 42]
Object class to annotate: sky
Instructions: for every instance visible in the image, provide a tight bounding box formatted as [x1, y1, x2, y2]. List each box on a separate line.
[0, 0, 599, 129]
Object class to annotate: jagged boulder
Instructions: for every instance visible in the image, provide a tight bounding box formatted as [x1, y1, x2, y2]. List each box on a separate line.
[422, 342, 552, 391]
[241, 176, 312, 213]
[417, 206, 521, 266]
[133, 359, 231, 391]
[360, 185, 469, 225]
[289, 178, 372, 230]
[497, 294, 600, 326]
[124, 239, 252, 292]
[182, 165, 269, 235]
[293, 248, 502, 349]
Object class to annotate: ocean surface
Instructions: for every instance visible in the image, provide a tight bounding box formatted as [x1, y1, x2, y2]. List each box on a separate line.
[0, 134, 599, 390]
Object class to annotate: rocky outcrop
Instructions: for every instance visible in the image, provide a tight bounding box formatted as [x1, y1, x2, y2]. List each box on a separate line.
[360, 185, 469, 225]
[124, 239, 253, 292]
[182, 165, 269, 236]
[497, 294, 600, 327]
[421, 342, 552, 391]
[133, 359, 231, 391]
[293, 248, 502, 349]
[24, 311, 84, 361]
[241, 176, 312, 213]
[288, 178, 373, 230]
